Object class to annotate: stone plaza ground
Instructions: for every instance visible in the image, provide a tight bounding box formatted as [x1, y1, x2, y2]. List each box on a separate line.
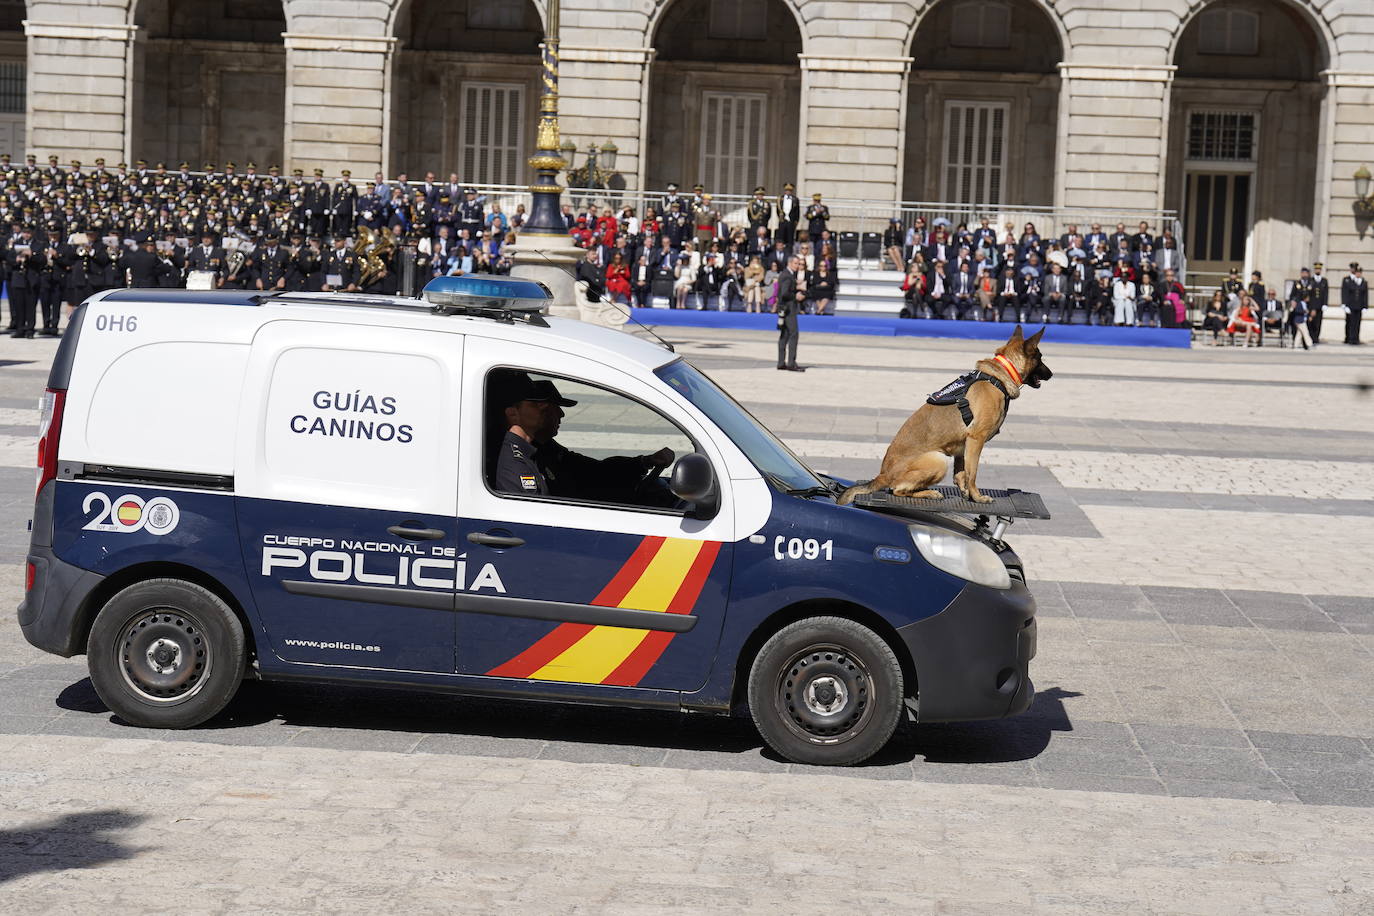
[1, 321, 1373, 912]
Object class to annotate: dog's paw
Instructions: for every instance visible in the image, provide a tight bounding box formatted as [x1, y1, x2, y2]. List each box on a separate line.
[970, 492, 993, 504]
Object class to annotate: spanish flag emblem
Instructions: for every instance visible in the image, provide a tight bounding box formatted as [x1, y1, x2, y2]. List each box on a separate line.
[116, 500, 142, 527]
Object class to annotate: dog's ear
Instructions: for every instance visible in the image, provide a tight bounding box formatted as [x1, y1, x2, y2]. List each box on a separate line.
[1027, 326, 1046, 347]
[1008, 324, 1024, 344]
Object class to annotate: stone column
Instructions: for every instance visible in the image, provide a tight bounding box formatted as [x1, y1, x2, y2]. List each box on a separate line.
[1055, 63, 1175, 212]
[559, 45, 653, 192]
[1315, 69, 1374, 274]
[796, 54, 910, 201]
[282, 33, 395, 177]
[23, 20, 138, 162]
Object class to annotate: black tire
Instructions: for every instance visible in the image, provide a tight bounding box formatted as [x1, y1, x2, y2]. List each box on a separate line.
[747, 616, 904, 766]
[87, 578, 246, 729]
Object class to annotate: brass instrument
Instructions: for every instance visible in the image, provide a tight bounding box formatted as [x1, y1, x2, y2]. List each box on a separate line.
[354, 225, 394, 288]
[225, 249, 246, 281]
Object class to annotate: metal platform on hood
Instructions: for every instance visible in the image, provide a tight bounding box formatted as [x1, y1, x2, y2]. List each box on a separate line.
[852, 487, 1051, 520]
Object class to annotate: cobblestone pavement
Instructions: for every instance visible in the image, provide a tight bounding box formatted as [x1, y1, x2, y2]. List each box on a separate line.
[2, 324, 1373, 912]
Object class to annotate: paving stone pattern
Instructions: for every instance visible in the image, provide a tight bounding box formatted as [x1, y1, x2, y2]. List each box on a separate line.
[2, 326, 1373, 911]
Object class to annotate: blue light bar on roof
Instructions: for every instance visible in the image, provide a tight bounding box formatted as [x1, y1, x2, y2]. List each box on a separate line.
[422, 275, 552, 312]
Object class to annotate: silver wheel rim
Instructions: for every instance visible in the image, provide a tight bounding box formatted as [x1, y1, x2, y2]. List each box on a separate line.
[774, 642, 875, 746]
[117, 608, 212, 705]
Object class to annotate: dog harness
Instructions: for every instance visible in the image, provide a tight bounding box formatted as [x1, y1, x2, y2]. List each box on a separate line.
[926, 370, 1012, 430]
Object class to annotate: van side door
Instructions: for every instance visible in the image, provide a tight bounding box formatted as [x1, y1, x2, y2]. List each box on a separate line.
[454, 340, 737, 692]
[234, 320, 464, 674]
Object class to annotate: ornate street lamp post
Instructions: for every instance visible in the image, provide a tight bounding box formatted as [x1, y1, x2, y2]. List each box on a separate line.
[519, 0, 568, 237]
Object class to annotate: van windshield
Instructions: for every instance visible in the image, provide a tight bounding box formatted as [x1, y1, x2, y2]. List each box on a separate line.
[656, 359, 825, 493]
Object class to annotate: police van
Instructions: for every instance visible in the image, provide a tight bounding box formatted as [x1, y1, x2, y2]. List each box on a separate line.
[19, 276, 1036, 766]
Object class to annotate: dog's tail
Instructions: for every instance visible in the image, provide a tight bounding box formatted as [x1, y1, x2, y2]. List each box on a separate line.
[836, 480, 880, 506]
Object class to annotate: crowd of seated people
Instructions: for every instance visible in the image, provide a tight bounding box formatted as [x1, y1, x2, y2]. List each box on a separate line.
[893, 217, 1187, 327]
[561, 183, 840, 314]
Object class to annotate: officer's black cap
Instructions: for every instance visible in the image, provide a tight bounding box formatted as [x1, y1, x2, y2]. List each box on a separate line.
[494, 371, 577, 409]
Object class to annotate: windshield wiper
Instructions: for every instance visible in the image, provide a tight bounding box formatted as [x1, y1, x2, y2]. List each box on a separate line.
[784, 485, 835, 498]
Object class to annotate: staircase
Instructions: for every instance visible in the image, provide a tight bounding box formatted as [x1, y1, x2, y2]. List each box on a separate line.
[834, 261, 906, 315]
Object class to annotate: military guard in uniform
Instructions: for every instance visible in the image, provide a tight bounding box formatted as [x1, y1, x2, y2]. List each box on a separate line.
[693, 194, 720, 250]
[776, 183, 799, 250]
[1220, 267, 1244, 301]
[747, 186, 772, 237]
[805, 193, 830, 249]
[1342, 262, 1367, 345]
[305, 168, 331, 238]
[322, 235, 360, 292]
[255, 232, 291, 292]
[1310, 261, 1329, 343]
[329, 170, 356, 238]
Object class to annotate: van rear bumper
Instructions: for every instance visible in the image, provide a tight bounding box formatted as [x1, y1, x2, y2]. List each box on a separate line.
[17, 544, 104, 658]
[898, 578, 1036, 723]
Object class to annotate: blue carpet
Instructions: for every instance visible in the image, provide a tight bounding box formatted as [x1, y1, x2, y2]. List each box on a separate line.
[629, 309, 1192, 348]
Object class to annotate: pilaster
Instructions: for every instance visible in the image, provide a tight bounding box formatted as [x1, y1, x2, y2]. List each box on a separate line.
[798, 54, 911, 202]
[283, 32, 396, 177]
[24, 20, 137, 162]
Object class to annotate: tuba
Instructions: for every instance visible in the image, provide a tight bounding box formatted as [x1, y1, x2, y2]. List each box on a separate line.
[356, 225, 395, 288]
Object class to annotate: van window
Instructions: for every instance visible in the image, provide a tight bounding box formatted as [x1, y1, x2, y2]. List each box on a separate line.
[484, 368, 695, 510]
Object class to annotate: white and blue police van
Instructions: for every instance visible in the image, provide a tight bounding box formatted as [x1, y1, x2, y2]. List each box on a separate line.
[19, 275, 1036, 765]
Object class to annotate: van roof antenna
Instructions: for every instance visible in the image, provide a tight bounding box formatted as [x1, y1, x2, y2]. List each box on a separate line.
[525, 247, 675, 353]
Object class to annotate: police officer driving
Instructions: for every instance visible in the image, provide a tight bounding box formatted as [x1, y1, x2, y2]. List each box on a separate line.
[492, 371, 675, 504]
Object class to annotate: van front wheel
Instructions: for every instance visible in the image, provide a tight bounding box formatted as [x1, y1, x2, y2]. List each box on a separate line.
[87, 579, 246, 729]
[747, 616, 904, 766]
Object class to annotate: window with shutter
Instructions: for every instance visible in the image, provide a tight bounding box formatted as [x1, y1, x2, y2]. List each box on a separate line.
[1198, 9, 1259, 56]
[942, 101, 1007, 206]
[698, 91, 766, 197]
[950, 0, 1011, 49]
[458, 82, 524, 186]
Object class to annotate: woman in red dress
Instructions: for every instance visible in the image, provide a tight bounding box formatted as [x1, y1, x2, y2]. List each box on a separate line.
[605, 251, 631, 304]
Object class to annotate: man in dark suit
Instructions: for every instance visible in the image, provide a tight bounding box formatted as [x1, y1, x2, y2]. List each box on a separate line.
[925, 260, 952, 319]
[776, 256, 804, 371]
[631, 254, 653, 308]
[1044, 262, 1070, 323]
[1342, 262, 1367, 345]
[950, 261, 976, 319]
[5, 243, 42, 336]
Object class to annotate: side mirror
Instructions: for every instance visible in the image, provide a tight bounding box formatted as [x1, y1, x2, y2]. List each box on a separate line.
[668, 453, 719, 519]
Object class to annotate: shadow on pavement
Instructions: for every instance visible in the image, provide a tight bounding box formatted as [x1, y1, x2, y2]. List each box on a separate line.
[0, 810, 145, 884]
[46, 677, 1081, 768]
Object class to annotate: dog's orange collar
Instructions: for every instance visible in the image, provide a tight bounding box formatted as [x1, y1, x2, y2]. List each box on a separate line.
[993, 353, 1023, 386]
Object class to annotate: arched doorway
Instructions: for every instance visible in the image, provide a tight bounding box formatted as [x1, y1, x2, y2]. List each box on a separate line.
[132, 0, 286, 167]
[0, 0, 24, 156]
[902, 0, 1062, 208]
[1166, 0, 1326, 286]
[646, 0, 802, 196]
[388, 0, 542, 182]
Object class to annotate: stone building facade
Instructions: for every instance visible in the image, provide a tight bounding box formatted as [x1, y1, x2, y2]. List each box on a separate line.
[9, 0, 1374, 284]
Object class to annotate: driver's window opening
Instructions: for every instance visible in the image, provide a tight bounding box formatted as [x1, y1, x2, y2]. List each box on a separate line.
[484, 367, 697, 510]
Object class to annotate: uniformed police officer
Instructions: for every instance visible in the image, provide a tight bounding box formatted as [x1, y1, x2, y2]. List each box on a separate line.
[492, 372, 674, 504]
[255, 232, 290, 291]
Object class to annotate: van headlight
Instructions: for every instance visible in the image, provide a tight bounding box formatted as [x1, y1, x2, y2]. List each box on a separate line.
[909, 524, 1011, 589]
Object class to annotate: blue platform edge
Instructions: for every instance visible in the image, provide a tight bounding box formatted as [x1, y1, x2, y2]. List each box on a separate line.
[629, 308, 1192, 348]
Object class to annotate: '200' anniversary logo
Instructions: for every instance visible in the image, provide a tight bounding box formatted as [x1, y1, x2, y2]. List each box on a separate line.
[82, 492, 180, 535]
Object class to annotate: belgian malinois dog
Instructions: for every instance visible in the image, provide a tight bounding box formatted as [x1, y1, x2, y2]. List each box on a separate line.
[838, 325, 1052, 505]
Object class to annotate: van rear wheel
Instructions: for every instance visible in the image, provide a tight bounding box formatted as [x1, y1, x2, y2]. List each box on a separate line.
[747, 616, 904, 766]
[87, 579, 246, 729]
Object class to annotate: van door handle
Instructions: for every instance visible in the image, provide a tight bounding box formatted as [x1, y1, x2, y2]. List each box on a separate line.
[388, 524, 446, 541]
[467, 532, 525, 548]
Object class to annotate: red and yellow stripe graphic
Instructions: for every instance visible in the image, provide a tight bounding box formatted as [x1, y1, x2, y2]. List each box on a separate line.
[487, 536, 721, 687]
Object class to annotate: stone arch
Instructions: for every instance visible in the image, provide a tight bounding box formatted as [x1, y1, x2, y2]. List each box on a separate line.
[642, 0, 808, 55]
[1166, 0, 1336, 73]
[901, 0, 1065, 206]
[900, 0, 1069, 66]
[129, 0, 287, 168]
[1164, 0, 1328, 287]
[644, 0, 804, 197]
[387, 0, 543, 181]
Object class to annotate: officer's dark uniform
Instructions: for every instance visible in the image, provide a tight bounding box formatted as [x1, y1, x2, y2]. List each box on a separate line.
[495, 429, 549, 496]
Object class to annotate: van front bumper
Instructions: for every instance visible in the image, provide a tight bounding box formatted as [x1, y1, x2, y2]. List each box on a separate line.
[17, 544, 104, 658]
[897, 578, 1036, 722]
